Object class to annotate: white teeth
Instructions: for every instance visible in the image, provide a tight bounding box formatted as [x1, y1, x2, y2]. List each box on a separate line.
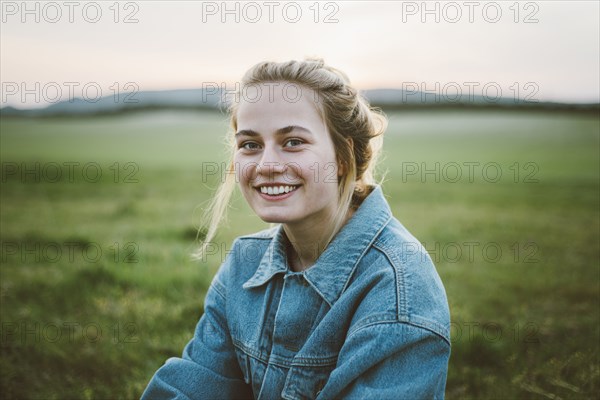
[259, 185, 298, 196]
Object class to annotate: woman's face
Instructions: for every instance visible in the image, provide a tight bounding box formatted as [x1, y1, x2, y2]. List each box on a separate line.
[234, 82, 341, 228]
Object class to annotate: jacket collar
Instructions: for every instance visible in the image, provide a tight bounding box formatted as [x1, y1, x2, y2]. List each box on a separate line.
[242, 185, 392, 307]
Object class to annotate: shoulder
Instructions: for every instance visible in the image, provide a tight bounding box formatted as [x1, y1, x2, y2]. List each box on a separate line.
[348, 217, 451, 343]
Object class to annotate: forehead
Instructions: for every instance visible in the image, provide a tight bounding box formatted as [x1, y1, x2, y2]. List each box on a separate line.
[236, 82, 325, 132]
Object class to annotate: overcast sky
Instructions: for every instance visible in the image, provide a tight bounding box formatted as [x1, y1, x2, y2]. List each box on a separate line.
[1, 1, 599, 108]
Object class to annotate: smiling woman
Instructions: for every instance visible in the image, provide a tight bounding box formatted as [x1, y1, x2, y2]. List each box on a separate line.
[142, 58, 451, 399]
[233, 82, 348, 271]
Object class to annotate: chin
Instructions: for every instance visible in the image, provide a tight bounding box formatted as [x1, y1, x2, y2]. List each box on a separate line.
[256, 211, 297, 224]
[258, 215, 290, 224]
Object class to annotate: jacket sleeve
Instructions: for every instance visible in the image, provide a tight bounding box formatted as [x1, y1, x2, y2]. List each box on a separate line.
[141, 267, 254, 400]
[319, 321, 451, 400]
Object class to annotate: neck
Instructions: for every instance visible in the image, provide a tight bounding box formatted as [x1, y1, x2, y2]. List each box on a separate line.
[283, 207, 355, 272]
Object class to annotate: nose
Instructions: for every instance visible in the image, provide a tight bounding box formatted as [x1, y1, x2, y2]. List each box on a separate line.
[257, 146, 287, 177]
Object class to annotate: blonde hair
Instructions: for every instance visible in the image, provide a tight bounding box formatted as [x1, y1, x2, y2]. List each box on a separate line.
[194, 58, 387, 259]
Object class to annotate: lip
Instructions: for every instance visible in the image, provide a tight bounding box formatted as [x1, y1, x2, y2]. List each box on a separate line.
[255, 185, 300, 201]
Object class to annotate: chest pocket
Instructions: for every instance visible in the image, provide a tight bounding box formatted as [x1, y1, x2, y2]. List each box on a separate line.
[281, 363, 335, 400]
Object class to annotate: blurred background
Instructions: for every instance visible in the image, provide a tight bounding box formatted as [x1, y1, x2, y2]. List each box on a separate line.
[1, 1, 598, 399]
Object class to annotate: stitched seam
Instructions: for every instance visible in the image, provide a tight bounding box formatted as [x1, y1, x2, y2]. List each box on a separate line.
[407, 316, 451, 345]
[346, 320, 451, 348]
[233, 339, 339, 368]
[339, 215, 393, 299]
[273, 353, 338, 367]
[347, 313, 398, 337]
[372, 241, 450, 343]
[232, 339, 338, 368]
[373, 241, 408, 317]
[209, 280, 226, 301]
[232, 338, 270, 365]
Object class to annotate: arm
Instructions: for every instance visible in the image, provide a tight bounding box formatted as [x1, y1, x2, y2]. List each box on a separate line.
[141, 273, 253, 400]
[319, 321, 450, 400]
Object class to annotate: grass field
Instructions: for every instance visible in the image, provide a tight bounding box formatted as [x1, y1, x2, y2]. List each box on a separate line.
[1, 109, 598, 399]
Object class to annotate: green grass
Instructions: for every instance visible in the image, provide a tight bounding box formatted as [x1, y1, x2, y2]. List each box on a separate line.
[1, 109, 598, 399]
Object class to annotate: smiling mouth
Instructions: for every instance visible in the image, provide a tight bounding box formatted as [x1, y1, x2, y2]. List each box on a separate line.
[256, 185, 300, 196]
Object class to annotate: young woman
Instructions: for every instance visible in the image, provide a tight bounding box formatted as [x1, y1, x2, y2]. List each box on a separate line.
[142, 59, 450, 399]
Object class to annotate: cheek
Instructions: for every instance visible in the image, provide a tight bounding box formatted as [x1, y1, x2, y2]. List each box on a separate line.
[313, 158, 339, 186]
[234, 158, 257, 184]
[292, 149, 339, 184]
[282, 161, 307, 183]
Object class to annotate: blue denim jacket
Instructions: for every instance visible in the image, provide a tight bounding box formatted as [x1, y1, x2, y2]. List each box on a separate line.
[142, 185, 450, 399]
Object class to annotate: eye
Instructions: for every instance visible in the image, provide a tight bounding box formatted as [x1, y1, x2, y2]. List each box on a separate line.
[239, 141, 261, 151]
[284, 138, 304, 148]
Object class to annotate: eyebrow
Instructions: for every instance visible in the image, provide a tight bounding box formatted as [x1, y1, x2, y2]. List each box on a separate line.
[234, 125, 313, 139]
